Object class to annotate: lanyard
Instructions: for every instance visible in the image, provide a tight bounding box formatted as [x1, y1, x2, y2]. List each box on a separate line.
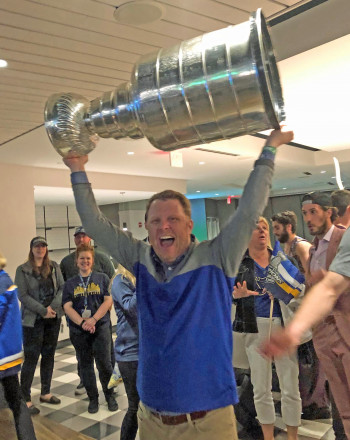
[79, 273, 91, 307]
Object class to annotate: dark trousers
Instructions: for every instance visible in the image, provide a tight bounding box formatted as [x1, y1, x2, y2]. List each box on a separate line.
[2, 374, 37, 440]
[70, 323, 113, 400]
[118, 361, 140, 440]
[77, 321, 115, 382]
[298, 339, 329, 409]
[21, 318, 61, 401]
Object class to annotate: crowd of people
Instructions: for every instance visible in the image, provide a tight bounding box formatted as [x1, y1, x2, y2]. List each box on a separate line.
[2, 126, 350, 440]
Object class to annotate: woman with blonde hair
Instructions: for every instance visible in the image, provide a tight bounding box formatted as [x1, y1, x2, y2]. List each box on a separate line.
[233, 217, 301, 440]
[111, 264, 139, 440]
[15, 237, 64, 415]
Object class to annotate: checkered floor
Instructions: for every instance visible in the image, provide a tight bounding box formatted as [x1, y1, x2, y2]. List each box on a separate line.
[27, 343, 335, 440]
[29, 343, 138, 440]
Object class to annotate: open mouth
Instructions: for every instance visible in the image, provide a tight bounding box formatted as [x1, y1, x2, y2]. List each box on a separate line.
[160, 236, 175, 247]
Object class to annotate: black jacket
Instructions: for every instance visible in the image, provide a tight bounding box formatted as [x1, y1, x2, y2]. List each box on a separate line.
[233, 250, 259, 333]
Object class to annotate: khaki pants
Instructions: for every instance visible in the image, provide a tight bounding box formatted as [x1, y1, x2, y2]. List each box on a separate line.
[137, 401, 238, 440]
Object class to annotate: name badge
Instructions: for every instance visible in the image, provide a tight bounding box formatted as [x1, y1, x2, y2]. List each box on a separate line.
[82, 309, 91, 318]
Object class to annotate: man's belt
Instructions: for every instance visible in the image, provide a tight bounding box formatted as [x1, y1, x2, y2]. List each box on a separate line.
[150, 409, 208, 425]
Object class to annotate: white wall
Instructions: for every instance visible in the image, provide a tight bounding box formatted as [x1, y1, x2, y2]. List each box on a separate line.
[0, 162, 186, 278]
[119, 209, 148, 240]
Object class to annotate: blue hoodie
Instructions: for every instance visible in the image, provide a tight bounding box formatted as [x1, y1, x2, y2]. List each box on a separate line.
[112, 274, 138, 362]
[0, 270, 23, 378]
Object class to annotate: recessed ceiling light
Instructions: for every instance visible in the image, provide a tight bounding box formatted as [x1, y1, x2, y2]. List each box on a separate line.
[0, 59, 8, 68]
[113, 1, 165, 25]
[127, 151, 134, 155]
[332, 176, 336, 178]
[199, 161, 205, 165]
[215, 193, 219, 196]
[282, 187, 287, 190]
[320, 170, 326, 173]
[196, 190, 200, 193]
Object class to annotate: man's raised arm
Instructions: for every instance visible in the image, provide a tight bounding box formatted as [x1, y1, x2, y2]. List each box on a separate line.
[214, 125, 293, 278]
[63, 154, 139, 273]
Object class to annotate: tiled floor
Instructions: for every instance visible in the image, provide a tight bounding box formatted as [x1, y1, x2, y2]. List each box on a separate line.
[28, 343, 334, 440]
[30, 343, 139, 440]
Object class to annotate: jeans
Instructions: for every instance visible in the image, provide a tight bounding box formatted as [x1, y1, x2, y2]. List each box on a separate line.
[118, 361, 140, 440]
[21, 317, 61, 401]
[70, 323, 113, 400]
[2, 374, 37, 440]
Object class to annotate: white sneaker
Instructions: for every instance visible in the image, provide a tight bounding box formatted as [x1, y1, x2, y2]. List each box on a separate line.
[75, 383, 86, 395]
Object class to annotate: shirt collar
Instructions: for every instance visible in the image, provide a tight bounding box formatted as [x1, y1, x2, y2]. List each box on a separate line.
[322, 224, 335, 242]
[151, 243, 192, 271]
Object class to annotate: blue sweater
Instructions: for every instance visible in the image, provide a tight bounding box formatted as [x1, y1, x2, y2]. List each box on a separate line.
[71, 154, 274, 413]
[112, 274, 138, 362]
[0, 270, 23, 378]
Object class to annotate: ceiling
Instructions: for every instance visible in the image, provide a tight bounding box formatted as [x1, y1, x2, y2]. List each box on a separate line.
[1, 0, 350, 205]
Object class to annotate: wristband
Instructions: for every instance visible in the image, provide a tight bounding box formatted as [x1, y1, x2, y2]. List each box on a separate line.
[260, 145, 277, 161]
[80, 320, 84, 328]
[92, 316, 97, 322]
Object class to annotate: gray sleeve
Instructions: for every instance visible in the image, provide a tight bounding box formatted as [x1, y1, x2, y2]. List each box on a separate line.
[329, 228, 350, 278]
[100, 254, 116, 279]
[72, 182, 140, 274]
[209, 158, 274, 278]
[15, 267, 47, 317]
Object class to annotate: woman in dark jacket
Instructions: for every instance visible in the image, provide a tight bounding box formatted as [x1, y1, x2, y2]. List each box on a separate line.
[15, 236, 64, 415]
[111, 264, 139, 440]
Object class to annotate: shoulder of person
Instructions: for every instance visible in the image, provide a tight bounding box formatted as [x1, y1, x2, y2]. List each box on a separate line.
[94, 249, 111, 260]
[17, 261, 32, 275]
[65, 274, 80, 286]
[50, 260, 60, 269]
[60, 251, 75, 264]
[0, 271, 13, 292]
[92, 270, 109, 281]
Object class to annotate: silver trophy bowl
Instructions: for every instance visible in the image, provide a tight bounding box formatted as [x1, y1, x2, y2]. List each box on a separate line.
[45, 9, 284, 157]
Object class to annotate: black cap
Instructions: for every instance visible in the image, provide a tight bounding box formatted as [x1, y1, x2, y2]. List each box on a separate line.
[301, 192, 332, 209]
[30, 236, 48, 248]
[74, 226, 86, 236]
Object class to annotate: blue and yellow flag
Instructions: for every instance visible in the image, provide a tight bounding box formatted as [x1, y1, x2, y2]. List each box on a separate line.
[265, 241, 305, 304]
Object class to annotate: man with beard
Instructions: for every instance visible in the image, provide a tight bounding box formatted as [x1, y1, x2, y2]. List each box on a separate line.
[261, 191, 350, 439]
[271, 211, 331, 420]
[271, 211, 310, 274]
[301, 192, 346, 438]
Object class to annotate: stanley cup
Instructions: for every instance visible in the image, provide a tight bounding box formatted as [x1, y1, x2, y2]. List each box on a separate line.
[44, 9, 285, 157]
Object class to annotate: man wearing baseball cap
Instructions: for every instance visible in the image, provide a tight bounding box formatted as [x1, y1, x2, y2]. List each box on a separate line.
[60, 226, 115, 395]
[60, 227, 115, 282]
